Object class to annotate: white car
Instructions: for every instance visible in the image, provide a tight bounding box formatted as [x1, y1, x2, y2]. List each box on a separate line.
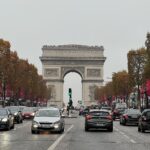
[31, 107, 65, 134]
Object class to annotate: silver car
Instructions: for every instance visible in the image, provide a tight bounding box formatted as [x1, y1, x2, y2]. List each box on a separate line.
[31, 107, 65, 134]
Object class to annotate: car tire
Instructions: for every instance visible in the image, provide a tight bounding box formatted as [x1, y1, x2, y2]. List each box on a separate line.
[31, 130, 39, 134]
[108, 127, 113, 132]
[61, 127, 64, 133]
[12, 123, 15, 129]
[6, 124, 11, 131]
[85, 125, 89, 131]
[138, 126, 141, 132]
[20, 119, 23, 123]
[141, 126, 145, 133]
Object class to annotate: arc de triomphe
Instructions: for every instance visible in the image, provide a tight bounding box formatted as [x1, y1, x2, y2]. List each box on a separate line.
[40, 45, 106, 107]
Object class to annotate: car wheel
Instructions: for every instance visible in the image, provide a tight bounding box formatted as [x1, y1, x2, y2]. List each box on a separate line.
[61, 127, 64, 133]
[17, 119, 20, 124]
[138, 125, 141, 132]
[12, 123, 15, 129]
[6, 124, 11, 131]
[141, 126, 145, 133]
[120, 120, 122, 125]
[85, 125, 89, 131]
[113, 116, 116, 121]
[108, 127, 113, 132]
[32, 130, 39, 134]
[20, 119, 23, 123]
[31, 130, 36, 134]
[123, 120, 126, 126]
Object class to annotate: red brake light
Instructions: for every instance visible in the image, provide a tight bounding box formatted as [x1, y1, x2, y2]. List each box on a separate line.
[142, 116, 147, 121]
[86, 115, 92, 120]
[124, 114, 128, 119]
[106, 115, 112, 120]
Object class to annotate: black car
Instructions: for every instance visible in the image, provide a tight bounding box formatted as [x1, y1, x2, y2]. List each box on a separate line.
[0, 108, 15, 130]
[85, 109, 113, 132]
[7, 106, 23, 124]
[138, 109, 150, 133]
[120, 109, 141, 125]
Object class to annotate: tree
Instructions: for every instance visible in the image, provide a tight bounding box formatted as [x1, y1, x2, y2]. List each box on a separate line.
[0, 39, 11, 105]
[112, 70, 131, 103]
[127, 48, 147, 108]
[144, 32, 150, 79]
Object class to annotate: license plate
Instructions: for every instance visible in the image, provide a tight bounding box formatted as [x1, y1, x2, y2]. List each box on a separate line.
[42, 124, 51, 128]
[132, 115, 137, 118]
[97, 123, 104, 126]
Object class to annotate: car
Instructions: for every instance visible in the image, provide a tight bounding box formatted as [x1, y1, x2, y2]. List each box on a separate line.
[79, 107, 89, 116]
[101, 106, 112, 114]
[85, 109, 113, 132]
[31, 107, 65, 134]
[120, 109, 141, 125]
[7, 106, 23, 124]
[138, 109, 150, 133]
[0, 108, 15, 130]
[112, 103, 127, 120]
[22, 107, 35, 119]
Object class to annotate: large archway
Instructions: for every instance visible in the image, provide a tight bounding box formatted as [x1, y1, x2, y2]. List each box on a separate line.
[63, 72, 82, 107]
[40, 44, 106, 107]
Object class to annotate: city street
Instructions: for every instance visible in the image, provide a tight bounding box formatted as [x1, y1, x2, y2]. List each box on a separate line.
[0, 116, 150, 150]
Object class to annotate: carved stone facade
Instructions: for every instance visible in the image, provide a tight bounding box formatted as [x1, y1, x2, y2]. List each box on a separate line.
[40, 44, 106, 107]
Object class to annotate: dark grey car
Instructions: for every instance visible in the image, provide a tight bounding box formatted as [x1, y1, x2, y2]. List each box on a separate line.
[138, 109, 150, 133]
[85, 109, 113, 132]
[120, 109, 141, 125]
[31, 107, 65, 134]
[0, 108, 15, 130]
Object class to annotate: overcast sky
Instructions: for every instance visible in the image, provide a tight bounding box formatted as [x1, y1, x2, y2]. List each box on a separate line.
[0, 0, 150, 105]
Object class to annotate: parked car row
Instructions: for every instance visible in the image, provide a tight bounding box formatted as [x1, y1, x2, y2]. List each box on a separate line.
[0, 106, 39, 131]
[0, 106, 65, 135]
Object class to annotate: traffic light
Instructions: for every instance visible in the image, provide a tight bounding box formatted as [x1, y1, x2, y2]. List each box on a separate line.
[68, 88, 72, 98]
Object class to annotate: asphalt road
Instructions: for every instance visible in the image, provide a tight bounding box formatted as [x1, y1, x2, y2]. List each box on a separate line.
[0, 116, 150, 150]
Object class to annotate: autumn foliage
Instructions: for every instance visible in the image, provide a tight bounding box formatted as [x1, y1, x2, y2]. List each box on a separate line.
[0, 39, 50, 105]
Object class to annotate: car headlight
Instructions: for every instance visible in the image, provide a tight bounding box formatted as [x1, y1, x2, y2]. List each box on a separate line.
[54, 121, 60, 129]
[32, 121, 40, 128]
[2, 118, 8, 122]
[31, 113, 35, 116]
[14, 112, 18, 116]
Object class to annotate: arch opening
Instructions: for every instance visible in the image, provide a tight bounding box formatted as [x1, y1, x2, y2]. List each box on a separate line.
[63, 72, 82, 107]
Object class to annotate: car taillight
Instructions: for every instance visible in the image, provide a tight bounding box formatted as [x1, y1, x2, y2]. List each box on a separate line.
[124, 114, 128, 119]
[114, 109, 118, 113]
[142, 116, 147, 121]
[86, 115, 92, 120]
[106, 115, 112, 120]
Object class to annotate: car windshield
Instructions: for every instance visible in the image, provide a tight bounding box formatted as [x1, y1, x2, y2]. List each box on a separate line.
[127, 109, 141, 114]
[101, 107, 111, 110]
[146, 111, 150, 118]
[22, 107, 34, 113]
[0, 109, 7, 116]
[8, 107, 20, 113]
[35, 109, 60, 117]
[89, 111, 109, 116]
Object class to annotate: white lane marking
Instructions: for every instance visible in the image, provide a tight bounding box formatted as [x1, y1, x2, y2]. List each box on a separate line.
[114, 126, 137, 144]
[47, 125, 74, 150]
[130, 139, 136, 143]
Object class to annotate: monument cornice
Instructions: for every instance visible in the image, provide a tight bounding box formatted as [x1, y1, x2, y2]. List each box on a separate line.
[40, 56, 106, 61]
[42, 44, 104, 51]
